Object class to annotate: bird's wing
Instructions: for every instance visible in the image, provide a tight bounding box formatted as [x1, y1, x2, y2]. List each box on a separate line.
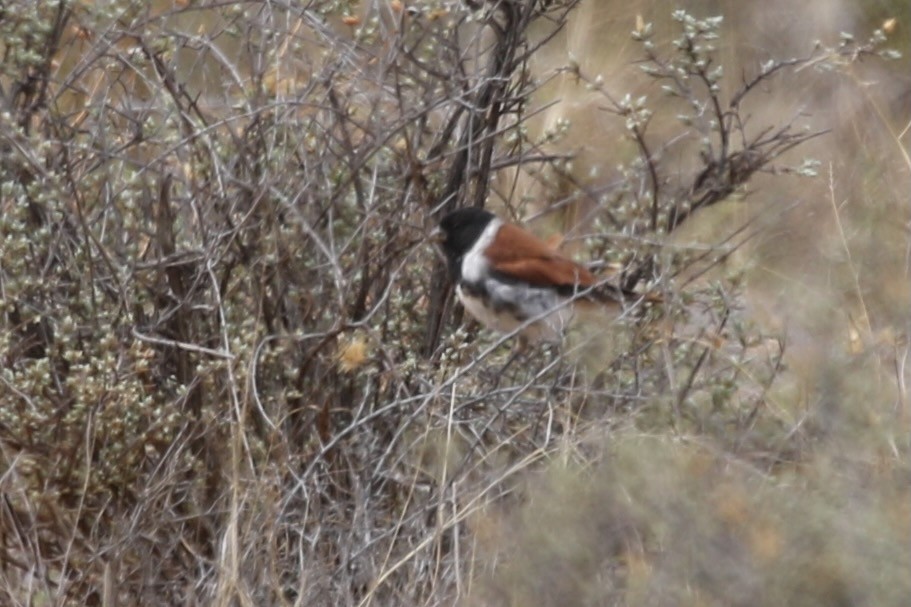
[484, 222, 598, 289]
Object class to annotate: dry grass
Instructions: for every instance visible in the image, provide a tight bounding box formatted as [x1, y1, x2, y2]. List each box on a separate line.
[0, 1, 907, 605]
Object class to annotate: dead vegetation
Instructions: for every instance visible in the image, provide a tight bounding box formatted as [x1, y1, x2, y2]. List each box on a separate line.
[0, 1, 907, 605]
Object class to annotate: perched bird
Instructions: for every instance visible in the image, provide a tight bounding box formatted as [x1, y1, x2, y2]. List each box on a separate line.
[437, 207, 644, 343]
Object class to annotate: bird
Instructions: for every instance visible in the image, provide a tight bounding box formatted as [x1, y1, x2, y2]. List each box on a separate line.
[437, 207, 647, 343]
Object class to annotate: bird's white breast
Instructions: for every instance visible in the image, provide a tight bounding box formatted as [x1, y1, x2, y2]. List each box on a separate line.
[456, 280, 573, 343]
[459, 218, 502, 283]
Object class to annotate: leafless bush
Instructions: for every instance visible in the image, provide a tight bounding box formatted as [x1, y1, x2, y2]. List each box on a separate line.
[0, 1, 905, 605]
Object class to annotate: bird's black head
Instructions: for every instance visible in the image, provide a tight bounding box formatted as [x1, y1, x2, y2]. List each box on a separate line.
[438, 207, 496, 280]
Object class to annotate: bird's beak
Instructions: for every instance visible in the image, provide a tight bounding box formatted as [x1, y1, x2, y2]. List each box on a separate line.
[428, 226, 447, 263]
